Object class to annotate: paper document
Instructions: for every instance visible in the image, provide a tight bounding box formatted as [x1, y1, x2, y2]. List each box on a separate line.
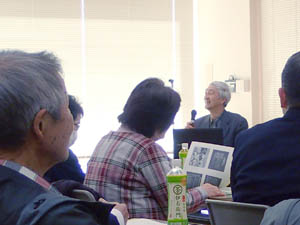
[183, 141, 234, 188]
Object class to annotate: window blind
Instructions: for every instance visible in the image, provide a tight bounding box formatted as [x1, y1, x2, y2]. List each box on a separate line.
[260, 0, 300, 121]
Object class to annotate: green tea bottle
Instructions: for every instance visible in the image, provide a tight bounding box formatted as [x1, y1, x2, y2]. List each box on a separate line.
[178, 143, 188, 169]
[167, 167, 188, 225]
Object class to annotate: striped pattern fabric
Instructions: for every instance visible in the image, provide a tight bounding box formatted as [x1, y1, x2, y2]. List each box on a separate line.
[84, 131, 207, 220]
[0, 160, 59, 194]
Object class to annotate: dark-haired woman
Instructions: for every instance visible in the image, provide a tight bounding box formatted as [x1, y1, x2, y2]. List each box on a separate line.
[84, 78, 224, 220]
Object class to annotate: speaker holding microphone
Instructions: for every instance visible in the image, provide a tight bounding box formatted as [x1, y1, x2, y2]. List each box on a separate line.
[190, 109, 197, 126]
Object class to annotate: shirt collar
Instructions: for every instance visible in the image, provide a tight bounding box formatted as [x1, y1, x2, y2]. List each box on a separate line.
[0, 159, 60, 194]
[210, 110, 225, 122]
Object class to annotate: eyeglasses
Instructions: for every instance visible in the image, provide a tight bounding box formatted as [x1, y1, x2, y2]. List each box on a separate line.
[74, 123, 80, 131]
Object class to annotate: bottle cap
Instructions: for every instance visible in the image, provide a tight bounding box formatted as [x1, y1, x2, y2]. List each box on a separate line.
[182, 143, 188, 149]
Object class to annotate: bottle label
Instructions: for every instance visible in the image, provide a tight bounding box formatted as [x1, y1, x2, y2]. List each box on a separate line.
[181, 158, 186, 169]
[179, 152, 188, 169]
[167, 182, 187, 222]
[168, 222, 188, 225]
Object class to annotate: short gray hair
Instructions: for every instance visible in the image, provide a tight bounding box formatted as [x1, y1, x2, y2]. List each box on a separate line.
[210, 81, 231, 107]
[0, 50, 66, 149]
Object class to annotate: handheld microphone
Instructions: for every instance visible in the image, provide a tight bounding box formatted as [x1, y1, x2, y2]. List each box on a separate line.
[191, 109, 197, 123]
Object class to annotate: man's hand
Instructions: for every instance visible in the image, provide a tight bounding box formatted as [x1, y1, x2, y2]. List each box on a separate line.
[113, 203, 129, 223]
[185, 121, 195, 129]
[99, 198, 129, 224]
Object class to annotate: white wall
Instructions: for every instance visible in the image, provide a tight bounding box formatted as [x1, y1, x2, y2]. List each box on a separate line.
[0, 0, 255, 169]
[192, 0, 253, 126]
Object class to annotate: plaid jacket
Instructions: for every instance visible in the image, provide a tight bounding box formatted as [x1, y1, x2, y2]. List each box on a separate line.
[0, 160, 58, 193]
[84, 131, 207, 220]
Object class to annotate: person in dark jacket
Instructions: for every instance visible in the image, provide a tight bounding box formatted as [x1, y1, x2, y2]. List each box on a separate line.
[0, 50, 128, 225]
[44, 95, 85, 183]
[186, 81, 248, 147]
[231, 51, 300, 207]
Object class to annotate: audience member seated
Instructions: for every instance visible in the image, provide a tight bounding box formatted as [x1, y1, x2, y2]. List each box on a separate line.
[0, 50, 127, 225]
[260, 199, 300, 225]
[44, 94, 85, 183]
[84, 78, 224, 220]
[231, 51, 300, 206]
[51, 179, 127, 225]
[186, 81, 248, 147]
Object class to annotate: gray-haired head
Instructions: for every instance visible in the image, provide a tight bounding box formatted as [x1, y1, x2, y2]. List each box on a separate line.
[0, 50, 66, 149]
[210, 81, 231, 107]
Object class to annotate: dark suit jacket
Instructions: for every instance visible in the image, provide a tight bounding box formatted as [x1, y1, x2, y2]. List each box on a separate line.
[0, 165, 114, 225]
[194, 110, 248, 147]
[231, 107, 300, 206]
[44, 149, 85, 183]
